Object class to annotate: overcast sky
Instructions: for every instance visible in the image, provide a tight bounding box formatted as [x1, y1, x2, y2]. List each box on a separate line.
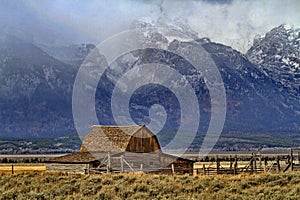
[0, 0, 299, 52]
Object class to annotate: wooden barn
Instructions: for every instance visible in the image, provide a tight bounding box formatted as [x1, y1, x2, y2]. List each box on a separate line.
[46, 125, 194, 174]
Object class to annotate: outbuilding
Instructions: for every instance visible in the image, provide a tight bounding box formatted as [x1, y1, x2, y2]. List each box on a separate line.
[46, 125, 194, 174]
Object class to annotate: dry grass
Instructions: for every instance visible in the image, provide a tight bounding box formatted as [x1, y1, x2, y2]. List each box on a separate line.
[0, 171, 300, 199]
[0, 164, 45, 172]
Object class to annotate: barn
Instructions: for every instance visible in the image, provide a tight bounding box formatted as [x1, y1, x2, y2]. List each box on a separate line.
[46, 125, 194, 174]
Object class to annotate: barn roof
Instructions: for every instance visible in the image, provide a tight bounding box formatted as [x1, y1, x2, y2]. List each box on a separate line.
[46, 151, 100, 163]
[80, 125, 154, 153]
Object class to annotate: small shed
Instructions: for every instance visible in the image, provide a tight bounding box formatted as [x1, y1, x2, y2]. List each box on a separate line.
[46, 125, 194, 174]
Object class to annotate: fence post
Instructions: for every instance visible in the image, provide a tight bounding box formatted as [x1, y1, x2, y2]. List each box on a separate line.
[120, 155, 124, 172]
[84, 163, 90, 174]
[203, 164, 206, 175]
[259, 151, 262, 171]
[107, 152, 111, 173]
[12, 164, 14, 175]
[250, 156, 254, 174]
[140, 164, 143, 172]
[234, 155, 238, 175]
[193, 168, 197, 176]
[216, 155, 220, 174]
[264, 159, 267, 174]
[276, 156, 280, 172]
[291, 149, 294, 171]
[254, 154, 257, 174]
[171, 164, 174, 175]
[229, 155, 233, 170]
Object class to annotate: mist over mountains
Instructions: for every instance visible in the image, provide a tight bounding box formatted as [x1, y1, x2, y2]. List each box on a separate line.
[0, 21, 299, 141]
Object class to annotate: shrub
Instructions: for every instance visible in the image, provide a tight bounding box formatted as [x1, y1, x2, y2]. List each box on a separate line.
[0, 172, 300, 199]
[96, 192, 112, 200]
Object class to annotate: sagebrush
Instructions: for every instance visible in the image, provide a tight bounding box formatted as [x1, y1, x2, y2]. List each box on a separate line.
[0, 172, 300, 199]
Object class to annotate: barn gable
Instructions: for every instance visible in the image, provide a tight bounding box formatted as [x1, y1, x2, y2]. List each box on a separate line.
[80, 125, 161, 154]
[125, 126, 161, 153]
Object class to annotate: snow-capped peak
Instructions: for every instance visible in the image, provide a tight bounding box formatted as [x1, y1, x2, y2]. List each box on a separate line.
[246, 24, 300, 98]
[131, 17, 200, 44]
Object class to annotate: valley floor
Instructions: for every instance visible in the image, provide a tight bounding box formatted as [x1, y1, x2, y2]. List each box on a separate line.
[0, 171, 299, 199]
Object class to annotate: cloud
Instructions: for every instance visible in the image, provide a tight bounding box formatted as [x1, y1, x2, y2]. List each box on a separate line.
[187, 0, 300, 52]
[1, 0, 299, 52]
[151, 0, 299, 52]
[202, 0, 233, 5]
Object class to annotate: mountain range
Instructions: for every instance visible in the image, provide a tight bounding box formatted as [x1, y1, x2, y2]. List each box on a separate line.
[0, 22, 299, 144]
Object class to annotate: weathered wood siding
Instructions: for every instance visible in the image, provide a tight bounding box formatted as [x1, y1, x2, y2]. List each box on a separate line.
[123, 152, 162, 171]
[160, 154, 194, 173]
[126, 127, 161, 153]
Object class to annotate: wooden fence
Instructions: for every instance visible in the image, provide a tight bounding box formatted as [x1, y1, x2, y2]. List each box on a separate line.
[85, 152, 192, 175]
[193, 148, 300, 176]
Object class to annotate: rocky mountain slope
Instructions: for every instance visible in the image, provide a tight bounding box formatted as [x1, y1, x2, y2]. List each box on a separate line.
[246, 25, 300, 100]
[0, 33, 76, 137]
[95, 22, 299, 140]
[36, 43, 96, 67]
[0, 22, 299, 140]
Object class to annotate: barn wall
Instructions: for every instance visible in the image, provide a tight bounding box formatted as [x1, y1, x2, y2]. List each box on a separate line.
[123, 152, 162, 171]
[126, 127, 161, 153]
[46, 163, 89, 174]
[160, 154, 194, 174]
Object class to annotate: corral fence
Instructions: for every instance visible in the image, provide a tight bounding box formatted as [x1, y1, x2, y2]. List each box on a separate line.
[193, 148, 300, 176]
[87, 153, 192, 175]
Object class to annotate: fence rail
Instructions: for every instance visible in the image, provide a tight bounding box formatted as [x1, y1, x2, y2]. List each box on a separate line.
[193, 148, 300, 176]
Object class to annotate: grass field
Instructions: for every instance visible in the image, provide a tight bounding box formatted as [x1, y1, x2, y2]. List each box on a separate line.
[0, 164, 45, 172]
[0, 172, 299, 199]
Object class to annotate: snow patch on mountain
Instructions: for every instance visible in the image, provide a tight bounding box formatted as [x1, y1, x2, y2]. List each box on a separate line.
[246, 24, 300, 98]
